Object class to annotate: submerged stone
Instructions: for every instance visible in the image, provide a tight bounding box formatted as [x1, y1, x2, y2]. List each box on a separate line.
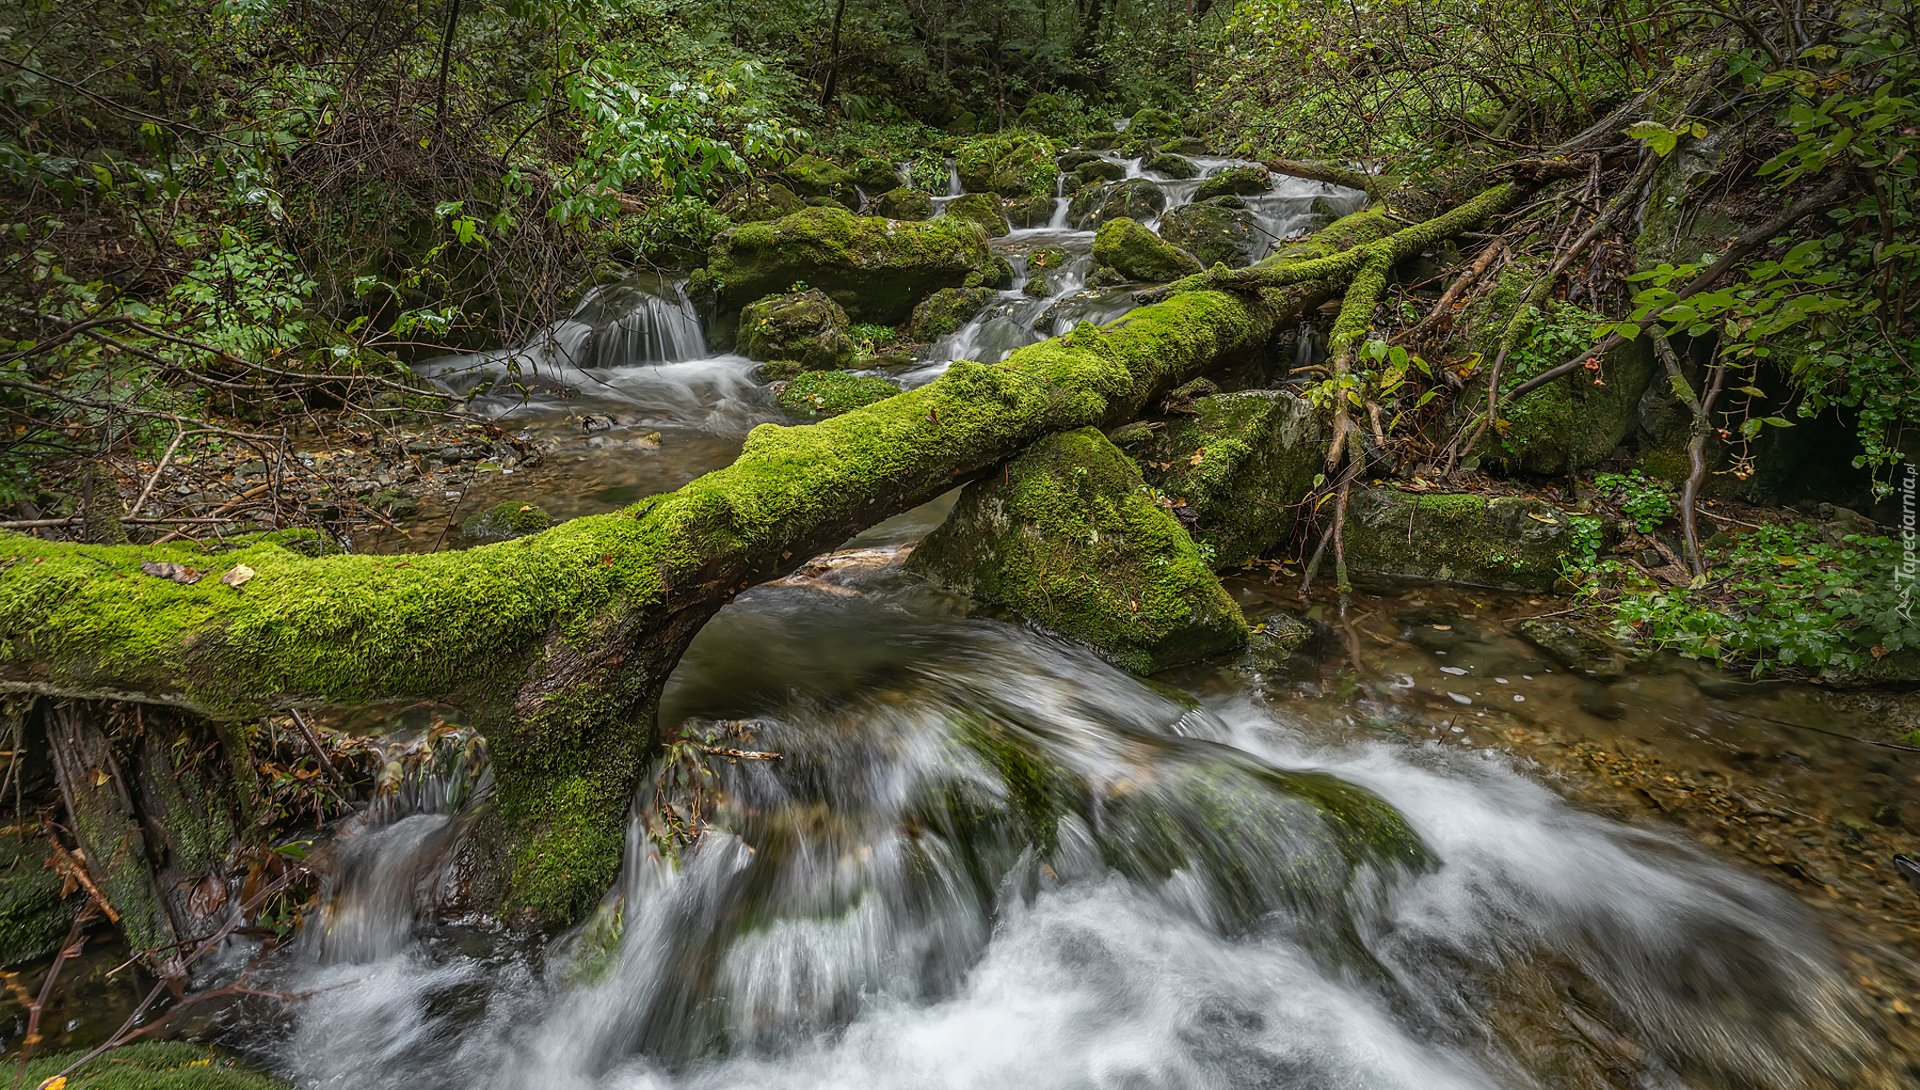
[1342, 488, 1579, 591]
[738, 288, 857, 372]
[1091, 217, 1202, 283]
[907, 285, 998, 341]
[463, 501, 554, 540]
[1513, 618, 1631, 680]
[906, 426, 1250, 673]
[1114, 389, 1324, 568]
[1195, 166, 1273, 201]
[1159, 201, 1258, 269]
[775, 370, 900, 417]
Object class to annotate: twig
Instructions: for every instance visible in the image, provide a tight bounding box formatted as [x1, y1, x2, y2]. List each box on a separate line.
[287, 709, 345, 783]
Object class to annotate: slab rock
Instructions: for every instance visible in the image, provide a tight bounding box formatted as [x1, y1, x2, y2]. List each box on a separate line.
[907, 427, 1250, 673]
[1342, 488, 1580, 591]
[1112, 389, 1325, 568]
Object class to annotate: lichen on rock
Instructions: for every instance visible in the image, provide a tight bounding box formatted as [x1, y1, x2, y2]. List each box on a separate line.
[906, 426, 1250, 673]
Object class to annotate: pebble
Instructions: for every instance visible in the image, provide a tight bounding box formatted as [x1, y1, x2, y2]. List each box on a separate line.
[1447, 692, 1472, 705]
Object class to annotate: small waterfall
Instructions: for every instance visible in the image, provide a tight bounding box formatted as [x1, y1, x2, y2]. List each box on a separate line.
[1293, 319, 1327, 377]
[567, 275, 707, 370]
[945, 159, 962, 196]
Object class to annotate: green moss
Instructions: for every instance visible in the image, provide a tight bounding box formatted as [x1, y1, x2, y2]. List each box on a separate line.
[738, 288, 857, 371]
[0, 835, 75, 966]
[942, 192, 1009, 237]
[20, 1041, 289, 1088]
[462, 501, 555, 540]
[780, 154, 856, 200]
[1075, 160, 1126, 185]
[1128, 107, 1185, 139]
[1340, 488, 1578, 591]
[876, 187, 933, 221]
[1004, 194, 1055, 229]
[719, 181, 804, 224]
[907, 286, 998, 341]
[776, 371, 902, 416]
[906, 427, 1249, 673]
[1145, 152, 1199, 179]
[1159, 203, 1256, 269]
[953, 130, 1058, 196]
[1092, 218, 1202, 283]
[705, 206, 994, 330]
[1069, 178, 1165, 229]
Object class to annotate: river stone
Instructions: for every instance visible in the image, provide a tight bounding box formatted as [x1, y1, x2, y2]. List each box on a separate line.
[1004, 194, 1056, 229]
[1341, 488, 1579, 592]
[1165, 137, 1211, 155]
[775, 371, 900, 417]
[1092, 217, 1201, 282]
[1195, 166, 1273, 201]
[906, 427, 1250, 674]
[463, 501, 554, 540]
[1128, 106, 1185, 139]
[738, 288, 857, 371]
[781, 154, 857, 202]
[1057, 150, 1103, 172]
[1069, 178, 1165, 229]
[1159, 201, 1258, 269]
[908, 285, 998, 341]
[876, 187, 933, 220]
[1146, 152, 1199, 179]
[943, 191, 1010, 237]
[954, 131, 1058, 197]
[1076, 159, 1126, 185]
[705, 207, 995, 337]
[1513, 618, 1631, 680]
[1113, 389, 1325, 568]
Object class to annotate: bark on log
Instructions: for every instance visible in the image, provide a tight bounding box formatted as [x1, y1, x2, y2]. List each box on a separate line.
[0, 208, 1402, 928]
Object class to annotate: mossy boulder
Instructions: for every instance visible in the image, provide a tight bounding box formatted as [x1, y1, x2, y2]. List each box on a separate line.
[1069, 178, 1165, 229]
[1022, 245, 1072, 298]
[943, 191, 1010, 237]
[0, 836, 75, 966]
[1004, 194, 1056, 229]
[851, 158, 905, 191]
[907, 285, 998, 341]
[907, 427, 1250, 673]
[1112, 389, 1325, 568]
[1145, 152, 1199, 179]
[1195, 166, 1273, 201]
[1164, 137, 1210, 156]
[1016, 92, 1072, 133]
[954, 130, 1059, 196]
[1075, 159, 1127, 185]
[1128, 106, 1185, 139]
[705, 207, 995, 336]
[720, 181, 805, 224]
[1092, 218, 1202, 283]
[20, 1042, 289, 1088]
[1159, 202, 1258, 269]
[775, 370, 901, 417]
[1057, 150, 1103, 172]
[781, 154, 857, 202]
[1342, 488, 1580, 591]
[463, 501, 554, 540]
[876, 187, 934, 221]
[738, 288, 858, 372]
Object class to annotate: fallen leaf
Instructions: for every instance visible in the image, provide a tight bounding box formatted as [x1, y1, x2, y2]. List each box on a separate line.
[140, 561, 202, 584]
[91, 769, 109, 788]
[220, 563, 255, 588]
[1526, 512, 1558, 524]
[1188, 448, 1206, 467]
[36, 1075, 65, 1090]
[1431, 624, 1452, 631]
[186, 873, 228, 916]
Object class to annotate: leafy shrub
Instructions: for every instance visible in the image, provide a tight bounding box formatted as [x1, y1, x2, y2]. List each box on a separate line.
[1593, 471, 1676, 533]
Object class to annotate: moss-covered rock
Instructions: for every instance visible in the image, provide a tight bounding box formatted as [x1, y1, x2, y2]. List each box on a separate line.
[1145, 152, 1199, 179]
[781, 154, 857, 202]
[1113, 389, 1325, 567]
[907, 285, 998, 341]
[775, 370, 901, 417]
[1128, 107, 1185, 139]
[1021, 245, 1072, 298]
[1342, 488, 1579, 591]
[943, 191, 1010, 237]
[463, 501, 555, 540]
[954, 131, 1058, 197]
[1075, 159, 1127, 185]
[1195, 166, 1273, 201]
[1164, 137, 1210, 156]
[738, 288, 857, 371]
[1069, 178, 1166, 229]
[720, 181, 805, 224]
[1004, 194, 1056, 229]
[706, 207, 995, 335]
[876, 187, 934, 221]
[1056, 150, 1103, 173]
[908, 427, 1249, 672]
[0, 835, 75, 966]
[20, 1042, 289, 1088]
[851, 158, 904, 191]
[1159, 202, 1258, 269]
[1092, 218, 1202, 283]
[1016, 92, 1072, 133]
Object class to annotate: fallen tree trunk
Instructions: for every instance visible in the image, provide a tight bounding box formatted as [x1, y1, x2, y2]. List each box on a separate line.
[2, 209, 1415, 930]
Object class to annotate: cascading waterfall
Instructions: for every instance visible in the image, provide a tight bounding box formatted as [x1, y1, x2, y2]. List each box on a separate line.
[241, 568, 1878, 1090]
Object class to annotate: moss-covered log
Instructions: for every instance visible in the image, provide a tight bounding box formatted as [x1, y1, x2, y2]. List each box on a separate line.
[0, 208, 1399, 930]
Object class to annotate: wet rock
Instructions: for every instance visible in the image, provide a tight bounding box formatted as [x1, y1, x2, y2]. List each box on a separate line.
[1092, 217, 1202, 282]
[1159, 201, 1258, 269]
[1872, 803, 1903, 828]
[705, 207, 995, 335]
[781, 154, 857, 202]
[986, 252, 1016, 289]
[851, 158, 904, 191]
[1004, 194, 1056, 229]
[1081, 133, 1118, 151]
[738, 288, 858, 372]
[1164, 137, 1210, 155]
[1114, 389, 1324, 568]
[1057, 150, 1103, 172]
[463, 501, 554, 540]
[1343, 489, 1581, 592]
[907, 426, 1250, 673]
[876, 187, 933, 220]
[908, 285, 998, 341]
[954, 131, 1058, 197]
[775, 370, 900, 417]
[1241, 609, 1317, 673]
[1076, 159, 1127, 185]
[721, 181, 806, 223]
[1195, 166, 1273, 201]
[1022, 245, 1071, 297]
[1145, 152, 1199, 179]
[1513, 618, 1630, 681]
[943, 192, 1010, 236]
[1070, 178, 1165, 228]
